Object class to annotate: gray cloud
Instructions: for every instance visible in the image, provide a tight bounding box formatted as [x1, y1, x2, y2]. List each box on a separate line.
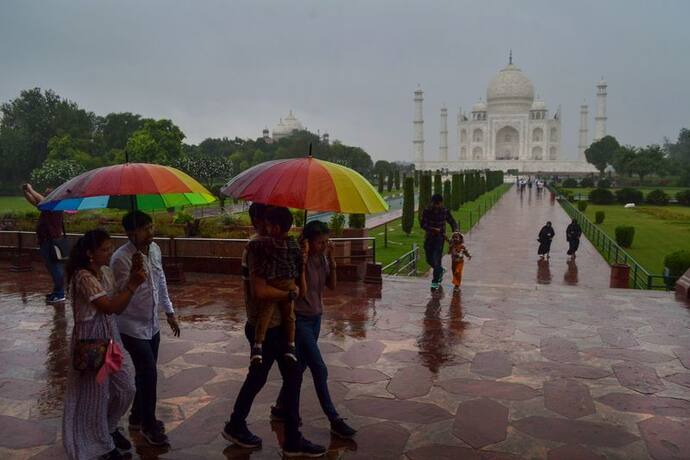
[1, 0, 689, 162]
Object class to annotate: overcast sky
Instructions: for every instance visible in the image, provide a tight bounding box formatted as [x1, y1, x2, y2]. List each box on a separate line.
[1, 0, 689, 162]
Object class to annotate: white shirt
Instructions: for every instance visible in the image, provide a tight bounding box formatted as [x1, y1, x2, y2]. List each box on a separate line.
[111, 241, 174, 339]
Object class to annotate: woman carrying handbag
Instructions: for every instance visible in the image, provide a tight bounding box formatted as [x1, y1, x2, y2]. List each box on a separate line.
[62, 229, 146, 460]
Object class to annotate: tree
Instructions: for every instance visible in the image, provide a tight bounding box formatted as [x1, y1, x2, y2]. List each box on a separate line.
[387, 170, 393, 192]
[433, 173, 442, 195]
[612, 145, 637, 177]
[418, 174, 432, 223]
[665, 128, 690, 166]
[629, 145, 666, 184]
[377, 173, 384, 193]
[402, 177, 415, 235]
[170, 155, 233, 191]
[443, 180, 452, 206]
[585, 135, 620, 174]
[124, 119, 185, 164]
[394, 170, 401, 190]
[29, 159, 87, 191]
[96, 112, 143, 155]
[451, 174, 461, 211]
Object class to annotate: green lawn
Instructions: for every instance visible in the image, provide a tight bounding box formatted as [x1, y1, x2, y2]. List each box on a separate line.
[0, 196, 35, 214]
[581, 204, 690, 274]
[372, 184, 511, 274]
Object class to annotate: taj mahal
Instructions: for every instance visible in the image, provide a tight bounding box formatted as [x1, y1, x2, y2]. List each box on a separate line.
[414, 53, 599, 173]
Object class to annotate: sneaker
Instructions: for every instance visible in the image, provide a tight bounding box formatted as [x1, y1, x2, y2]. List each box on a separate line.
[284, 345, 297, 362]
[110, 428, 132, 453]
[47, 293, 66, 304]
[141, 425, 169, 447]
[99, 448, 124, 460]
[250, 344, 263, 364]
[128, 415, 165, 432]
[430, 282, 439, 290]
[283, 436, 326, 457]
[269, 406, 303, 426]
[453, 286, 461, 293]
[330, 418, 357, 439]
[221, 420, 262, 449]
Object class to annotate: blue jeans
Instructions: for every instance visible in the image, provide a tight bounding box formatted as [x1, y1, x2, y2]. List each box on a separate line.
[39, 240, 65, 297]
[278, 314, 339, 422]
[424, 235, 445, 284]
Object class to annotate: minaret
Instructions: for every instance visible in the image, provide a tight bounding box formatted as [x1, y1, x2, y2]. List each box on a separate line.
[578, 102, 588, 162]
[439, 106, 448, 162]
[413, 85, 425, 167]
[595, 78, 608, 141]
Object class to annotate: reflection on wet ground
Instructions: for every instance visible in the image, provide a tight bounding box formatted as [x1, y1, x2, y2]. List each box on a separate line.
[2, 260, 690, 459]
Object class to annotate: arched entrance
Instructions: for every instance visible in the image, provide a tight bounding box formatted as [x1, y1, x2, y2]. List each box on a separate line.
[495, 126, 519, 160]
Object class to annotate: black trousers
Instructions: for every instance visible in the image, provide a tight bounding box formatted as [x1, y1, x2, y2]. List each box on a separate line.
[120, 331, 160, 430]
[231, 323, 301, 442]
[567, 238, 580, 255]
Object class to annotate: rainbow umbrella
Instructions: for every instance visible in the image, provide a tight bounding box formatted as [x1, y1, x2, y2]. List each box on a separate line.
[221, 157, 388, 214]
[38, 163, 216, 211]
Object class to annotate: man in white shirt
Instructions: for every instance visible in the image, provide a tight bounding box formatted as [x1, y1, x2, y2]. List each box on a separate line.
[111, 210, 180, 447]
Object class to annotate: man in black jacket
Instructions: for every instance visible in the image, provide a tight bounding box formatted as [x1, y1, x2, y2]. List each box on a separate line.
[420, 194, 458, 290]
[566, 219, 583, 259]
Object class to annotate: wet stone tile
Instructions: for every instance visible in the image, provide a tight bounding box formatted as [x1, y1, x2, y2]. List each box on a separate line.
[637, 417, 690, 460]
[518, 361, 610, 379]
[438, 378, 540, 401]
[471, 351, 513, 378]
[328, 366, 390, 384]
[387, 365, 433, 399]
[665, 373, 690, 389]
[406, 444, 481, 460]
[348, 421, 409, 460]
[547, 444, 604, 460]
[613, 362, 665, 395]
[480, 320, 515, 339]
[166, 399, 228, 449]
[674, 348, 690, 370]
[512, 416, 639, 447]
[452, 398, 509, 449]
[157, 341, 197, 365]
[543, 379, 595, 419]
[159, 367, 217, 399]
[583, 347, 675, 364]
[183, 352, 248, 369]
[0, 378, 45, 400]
[344, 397, 452, 424]
[596, 392, 690, 417]
[597, 327, 640, 348]
[540, 337, 580, 363]
[0, 415, 56, 449]
[340, 340, 385, 367]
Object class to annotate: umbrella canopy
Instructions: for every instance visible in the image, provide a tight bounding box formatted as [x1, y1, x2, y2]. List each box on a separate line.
[38, 163, 216, 211]
[221, 157, 388, 214]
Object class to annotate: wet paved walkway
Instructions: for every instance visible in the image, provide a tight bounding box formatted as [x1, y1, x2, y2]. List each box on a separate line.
[1, 261, 690, 459]
[435, 186, 611, 290]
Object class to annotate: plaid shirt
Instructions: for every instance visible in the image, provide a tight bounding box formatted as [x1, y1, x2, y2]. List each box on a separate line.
[420, 206, 458, 238]
[249, 235, 303, 281]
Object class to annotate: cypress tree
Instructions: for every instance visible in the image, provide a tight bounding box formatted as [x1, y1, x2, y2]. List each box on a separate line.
[402, 177, 415, 235]
[433, 173, 442, 195]
[451, 174, 461, 211]
[395, 170, 401, 190]
[443, 180, 452, 207]
[387, 170, 393, 192]
[378, 173, 384, 193]
[418, 174, 432, 224]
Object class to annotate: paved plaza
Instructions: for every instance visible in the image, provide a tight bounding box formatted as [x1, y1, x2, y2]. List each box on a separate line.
[1, 188, 690, 459]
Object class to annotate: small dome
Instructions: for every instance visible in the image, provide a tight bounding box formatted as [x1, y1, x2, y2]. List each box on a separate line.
[487, 62, 535, 112]
[472, 99, 487, 112]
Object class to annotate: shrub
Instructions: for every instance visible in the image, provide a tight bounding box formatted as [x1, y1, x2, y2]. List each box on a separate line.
[595, 211, 605, 224]
[562, 178, 578, 188]
[676, 189, 690, 206]
[291, 209, 305, 228]
[329, 213, 345, 236]
[173, 212, 194, 224]
[577, 201, 588, 212]
[580, 177, 595, 188]
[597, 178, 612, 188]
[221, 213, 242, 226]
[664, 250, 690, 278]
[348, 213, 366, 229]
[589, 188, 615, 204]
[646, 189, 669, 205]
[616, 188, 644, 204]
[615, 226, 635, 248]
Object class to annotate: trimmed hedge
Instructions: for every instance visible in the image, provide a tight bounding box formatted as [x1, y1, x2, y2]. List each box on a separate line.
[664, 250, 690, 278]
[676, 189, 690, 206]
[646, 189, 669, 205]
[562, 178, 578, 187]
[580, 177, 595, 188]
[595, 211, 605, 224]
[615, 226, 635, 248]
[616, 188, 644, 204]
[589, 188, 615, 205]
[597, 178, 612, 188]
[348, 213, 366, 229]
[577, 201, 588, 212]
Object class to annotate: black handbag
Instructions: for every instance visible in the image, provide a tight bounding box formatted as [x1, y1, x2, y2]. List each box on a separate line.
[71, 279, 111, 372]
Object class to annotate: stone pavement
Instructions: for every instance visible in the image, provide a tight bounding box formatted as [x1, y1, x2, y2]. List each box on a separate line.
[1, 261, 690, 459]
[440, 185, 611, 289]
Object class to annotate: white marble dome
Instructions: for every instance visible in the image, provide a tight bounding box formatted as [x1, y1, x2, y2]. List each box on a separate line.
[272, 110, 304, 139]
[486, 63, 535, 112]
[472, 99, 487, 112]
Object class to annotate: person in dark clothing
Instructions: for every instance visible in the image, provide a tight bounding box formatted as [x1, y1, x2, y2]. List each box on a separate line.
[420, 194, 459, 290]
[566, 219, 582, 259]
[537, 221, 555, 259]
[22, 183, 66, 303]
[222, 204, 325, 458]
